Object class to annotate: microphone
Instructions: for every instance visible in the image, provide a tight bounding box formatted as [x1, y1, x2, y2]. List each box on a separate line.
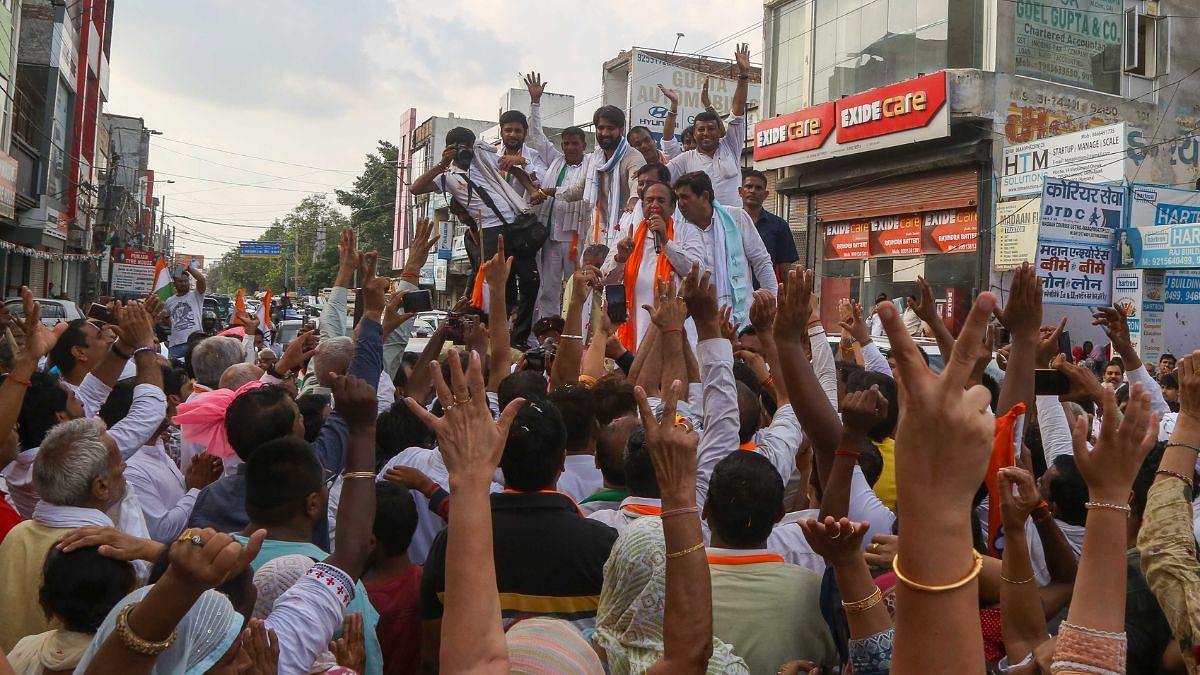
[650, 206, 664, 254]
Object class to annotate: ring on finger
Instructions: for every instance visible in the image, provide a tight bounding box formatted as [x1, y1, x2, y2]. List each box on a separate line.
[442, 402, 456, 413]
[828, 529, 842, 540]
[452, 392, 472, 405]
[870, 542, 880, 554]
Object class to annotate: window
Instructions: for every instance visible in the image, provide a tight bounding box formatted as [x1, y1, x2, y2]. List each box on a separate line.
[770, 0, 814, 115]
[1124, 9, 1170, 78]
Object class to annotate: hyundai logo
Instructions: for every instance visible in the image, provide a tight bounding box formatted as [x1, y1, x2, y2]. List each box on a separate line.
[648, 105, 670, 119]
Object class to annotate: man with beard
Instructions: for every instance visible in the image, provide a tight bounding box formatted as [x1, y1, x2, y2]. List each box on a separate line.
[667, 44, 752, 207]
[496, 108, 548, 200]
[524, 73, 593, 320]
[548, 104, 645, 250]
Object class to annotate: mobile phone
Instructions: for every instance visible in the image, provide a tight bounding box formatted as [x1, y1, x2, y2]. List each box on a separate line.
[352, 289, 364, 326]
[1057, 330, 1072, 362]
[402, 290, 433, 313]
[444, 313, 465, 344]
[1034, 369, 1070, 396]
[605, 284, 628, 325]
[87, 303, 115, 325]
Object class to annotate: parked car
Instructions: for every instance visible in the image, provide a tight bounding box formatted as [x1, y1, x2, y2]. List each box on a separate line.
[825, 333, 945, 373]
[4, 298, 84, 328]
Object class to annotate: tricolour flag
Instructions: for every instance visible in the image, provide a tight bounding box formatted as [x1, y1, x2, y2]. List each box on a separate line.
[259, 289, 273, 344]
[153, 257, 174, 302]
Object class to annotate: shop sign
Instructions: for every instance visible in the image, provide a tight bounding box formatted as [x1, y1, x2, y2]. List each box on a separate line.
[110, 248, 157, 294]
[1113, 269, 1165, 360]
[1125, 184, 1200, 268]
[1039, 177, 1122, 245]
[1000, 123, 1125, 198]
[1014, 0, 1122, 94]
[994, 198, 1041, 270]
[629, 48, 761, 143]
[1035, 242, 1113, 306]
[1165, 271, 1200, 305]
[823, 207, 976, 260]
[753, 72, 948, 169]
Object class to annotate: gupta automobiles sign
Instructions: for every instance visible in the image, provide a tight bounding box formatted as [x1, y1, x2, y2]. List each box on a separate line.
[754, 72, 948, 169]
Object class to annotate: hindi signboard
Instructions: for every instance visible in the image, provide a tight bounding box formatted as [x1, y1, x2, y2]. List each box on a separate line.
[1039, 178, 1122, 245]
[1125, 184, 1200, 268]
[1000, 123, 1125, 198]
[994, 198, 1041, 270]
[1036, 242, 1113, 306]
[239, 241, 284, 259]
[110, 248, 157, 294]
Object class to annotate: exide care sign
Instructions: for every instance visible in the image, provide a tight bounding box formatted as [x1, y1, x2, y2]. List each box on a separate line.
[754, 72, 949, 169]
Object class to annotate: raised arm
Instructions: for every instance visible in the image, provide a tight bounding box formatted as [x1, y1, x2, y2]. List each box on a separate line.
[643, 277, 688, 397]
[909, 275, 956, 363]
[0, 289, 57, 440]
[820, 387, 887, 521]
[107, 302, 167, 458]
[523, 73, 561, 164]
[1095, 303, 1171, 416]
[994, 262, 1041, 416]
[731, 43, 750, 118]
[483, 238, 512, 392]
[323, 227, 360, 339]
[322, 375, 380, 579]
[773, 269, 842, 458]
[801, 517, 893, 650]
[997, 466, 1049, 665]
[405, 351, 523, 674]
[550, 265, 598, 389]
[188, 266, 207, 295]
[411, 146, 456, 196]
[658, 84, 680, 149]
[637, 381, 714, 675]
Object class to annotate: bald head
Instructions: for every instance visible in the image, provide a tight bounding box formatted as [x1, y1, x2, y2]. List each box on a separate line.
[220, 363, 265, 391]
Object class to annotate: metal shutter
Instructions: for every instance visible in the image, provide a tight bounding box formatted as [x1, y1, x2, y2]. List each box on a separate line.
[814, 166, 979, 223]
[788, 194, 808, 266]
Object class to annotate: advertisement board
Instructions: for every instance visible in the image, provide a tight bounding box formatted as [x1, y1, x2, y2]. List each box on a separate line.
[0, 153, 17, 221]
[629, 49, 761, 143]
[1165, 271, 1200, 305]
[1039, 178, 1122, 245]
[1014, 0, 1122, 94]
[994, 198, 1041, 270]
[1000, 123, 1125, 198]
[1035, 241, 1113, 306]
[1125, 184, 1200, 268]
[110, 248, 157, 294]
[824, 208, 976, 260]
[754, 72, 948, 170]
[1113, 269, 1165, 360]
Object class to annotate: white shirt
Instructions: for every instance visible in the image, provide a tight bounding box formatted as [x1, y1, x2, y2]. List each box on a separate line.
[587, 496, 661, 535]
[165, 290, 204, 347]
[434, 153, 516, 230]
[860, 340, 892, 377]
[498, 143, 548, 200]
[265, 564, 354, 675]
[125, 440, 199, 542]
[557, 454, 604, 503]
[670, 206, 778, 311]
[667, 115, 746, 207]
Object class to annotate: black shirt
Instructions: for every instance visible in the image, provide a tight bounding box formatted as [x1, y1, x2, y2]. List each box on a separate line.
[420, 491, 617, 626]
[753, 209, 799, 267]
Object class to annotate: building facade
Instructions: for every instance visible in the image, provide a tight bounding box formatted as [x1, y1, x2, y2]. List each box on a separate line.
[757, 0, 1198, 352]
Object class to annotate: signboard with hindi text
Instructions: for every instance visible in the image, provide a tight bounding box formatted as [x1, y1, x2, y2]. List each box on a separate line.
[1039, 178, 1122, 245]
[1000, 123, 1125, 198]
[994, 198, 1041, 270]
[1036, 242, 1113, 306]
[1125, 184, 1200, 268]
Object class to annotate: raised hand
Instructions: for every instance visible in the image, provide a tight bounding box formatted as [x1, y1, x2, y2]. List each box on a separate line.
[800, 516, 870, 568]
[864, 534, 898, 568]
[645, 276, 686, 331]
[1092, 303, 1134, 360]
[16, 286, 59, 360]
[840, 385, 888, 439]
[657, 84, 679, 108]
[735, 349, 769, 383]
[700, 77, 712, 109]
[276, 330, 318, 374]
[361, 253, 389, 322]
[680, 262, 718, 336]
[337, 227, 360, 286]
[734, 42, 752, 76]
[482, 234, 512, 290]
[998, 466, 1041, 532]
[994, 261, 1043, 340]
[165, 528, 265, 591]
[570, 265, 601, 305]
[748, 289, 776, 334]
[911, 276, 939, 324]
[117, 301, 157, 350]
[404, 218, 438, 276]
[239, 618, 279, 675]
[184, 453, 224, 490]
[633, 379, 699, 498]
[838, 299, 870, 346]
[614, 235, 635, 264]
[1036, 317, 1068, 367]
[331, 374, 379, 434]
[331, 612, 366, 674]
[1052, 354, 1105, 404]
[523, 72, 546, 104]
[717, 304, 741, 347]
[383, 291, 416, 337]
[383, 466, 437, 495]
[775, 267, 815, 345]
[405, 349, 524, 487]
[1073, 382, 1158, 503]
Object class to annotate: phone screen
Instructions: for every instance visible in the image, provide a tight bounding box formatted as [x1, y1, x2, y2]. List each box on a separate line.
[1034, 369, 1070, 396]
[87, 303, 114, 325]
[403, 290, 433, 314]
[605, 284, 628, 325]
[1057, 330, 1072, 362]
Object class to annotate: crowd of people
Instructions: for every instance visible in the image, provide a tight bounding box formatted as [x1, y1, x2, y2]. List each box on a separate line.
[0, 46, 1198, 675]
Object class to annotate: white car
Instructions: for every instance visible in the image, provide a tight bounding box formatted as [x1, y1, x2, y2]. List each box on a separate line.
[4, 298, 84, 328]
[826, 333, 945, 373]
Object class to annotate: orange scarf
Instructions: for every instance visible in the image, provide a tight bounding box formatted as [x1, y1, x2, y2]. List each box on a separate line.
[707, 552, 785, 565]
[621, 503, 662, 516]
[616, 218, 675, 351]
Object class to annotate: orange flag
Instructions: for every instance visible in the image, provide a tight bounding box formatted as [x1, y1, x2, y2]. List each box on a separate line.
[987, 403, 1026, 557]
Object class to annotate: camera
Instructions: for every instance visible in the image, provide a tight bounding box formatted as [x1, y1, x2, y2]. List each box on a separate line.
[455, 144, 474, 165]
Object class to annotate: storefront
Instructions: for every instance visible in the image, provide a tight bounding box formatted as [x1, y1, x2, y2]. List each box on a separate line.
[753, 71, 991, 335]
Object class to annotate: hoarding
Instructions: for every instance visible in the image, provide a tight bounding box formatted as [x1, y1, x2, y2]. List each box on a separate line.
[629, 49, 761, 143]
[994, 198, 1041, 270]
[823, 208, 976, 260]
[1000, 123, 1125, 198]
[1125, 184, 1200, 268]
[110, 248, 157, 294]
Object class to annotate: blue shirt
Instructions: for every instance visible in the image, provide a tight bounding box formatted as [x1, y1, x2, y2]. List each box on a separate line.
[752, 209, 799, 289]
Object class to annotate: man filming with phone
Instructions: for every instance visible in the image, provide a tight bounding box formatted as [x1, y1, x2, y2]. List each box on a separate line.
[411, 127, 545, 348]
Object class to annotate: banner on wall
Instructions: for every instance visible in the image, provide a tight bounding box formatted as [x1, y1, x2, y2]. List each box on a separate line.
[109, 248, 157, 294]
[1039, 177, 1122, 245]
[1036, 242, 1113, 306]
[1014, 0, 1122, 93]
[994, 198, 1041, 270]
[1113, 269, 1165, 360]
[824, 208, 976, 260]
[1000, 123, 1125, 198]
[1164, 271, 1200, 305]
[1125, 184, 1200, 268]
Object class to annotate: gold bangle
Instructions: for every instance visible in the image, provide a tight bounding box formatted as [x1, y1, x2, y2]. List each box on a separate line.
[1001, 573, 1035, 585]
[341, 471, 377, 480]
[665, 542, 705, 559]
[840, 587, 883, 614]
[1084, 501, 1131, 516]
[893, 549, 983, 593]
[115, 603, 178, 655]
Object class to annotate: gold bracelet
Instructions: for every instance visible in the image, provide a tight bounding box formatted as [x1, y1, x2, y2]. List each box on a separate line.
[1085, 501, 1131, 516]
[115, 603, 178, 655]
[840, 587, 883, 614]
[893, 549, 983, 593]
[665, 542, 705, 559]
[341, 471, 377, 480]
[1001, 573, 1035, 585]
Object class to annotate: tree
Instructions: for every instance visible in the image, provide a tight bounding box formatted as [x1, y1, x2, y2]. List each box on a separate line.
[337, 140, 398, 275]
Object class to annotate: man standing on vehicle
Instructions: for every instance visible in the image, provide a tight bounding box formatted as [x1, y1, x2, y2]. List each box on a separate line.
[164, 266, 206, 360]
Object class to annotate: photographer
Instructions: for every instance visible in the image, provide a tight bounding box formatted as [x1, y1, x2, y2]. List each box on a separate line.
[412, 127, 544, 348]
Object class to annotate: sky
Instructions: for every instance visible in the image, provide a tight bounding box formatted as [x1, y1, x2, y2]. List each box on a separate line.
[104, 1, 764, 263]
